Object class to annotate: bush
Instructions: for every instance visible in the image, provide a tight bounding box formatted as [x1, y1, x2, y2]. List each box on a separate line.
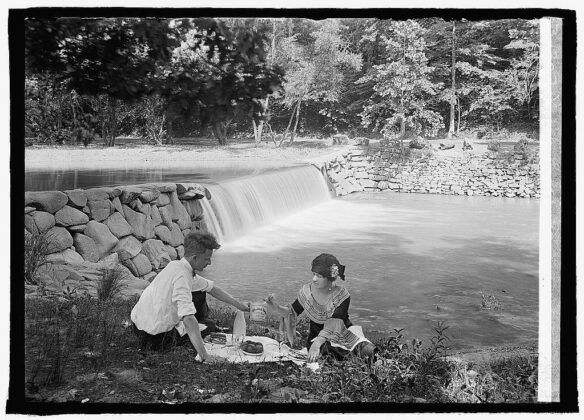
[96, 266, 128, 302]
[24, 232, 51, 285]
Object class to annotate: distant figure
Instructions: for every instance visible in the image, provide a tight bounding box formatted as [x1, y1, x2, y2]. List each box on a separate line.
[131, 232, 250, 359]
[266, 253, 376, 362]
[462, 140, 473, 151]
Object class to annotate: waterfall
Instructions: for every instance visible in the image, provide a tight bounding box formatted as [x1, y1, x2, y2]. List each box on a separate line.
[200, 165, 331, 243]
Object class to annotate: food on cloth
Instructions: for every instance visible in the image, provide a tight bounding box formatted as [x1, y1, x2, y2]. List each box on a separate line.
[240, 340, 264, 354]
[206, 333, 227, 344]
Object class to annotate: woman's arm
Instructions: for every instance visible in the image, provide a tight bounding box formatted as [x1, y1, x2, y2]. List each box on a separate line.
[208, 286, 249, 312]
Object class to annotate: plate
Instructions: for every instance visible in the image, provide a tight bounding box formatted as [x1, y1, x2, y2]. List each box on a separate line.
[241, 349, 264, 356]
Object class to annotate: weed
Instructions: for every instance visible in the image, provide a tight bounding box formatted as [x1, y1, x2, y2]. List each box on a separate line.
[24, 232, 51, 285]
[97, 266, 128, 302]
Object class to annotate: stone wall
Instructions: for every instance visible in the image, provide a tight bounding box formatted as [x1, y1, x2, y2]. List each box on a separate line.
[24, 182, 211, 299]
[324, 144, 540, 198]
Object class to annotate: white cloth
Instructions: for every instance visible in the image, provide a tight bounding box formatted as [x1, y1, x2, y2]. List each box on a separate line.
[130, 258, 214, 335]
[203, 335, 313, 368]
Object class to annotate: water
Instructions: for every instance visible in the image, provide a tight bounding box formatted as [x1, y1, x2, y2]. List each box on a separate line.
[202, 192, 539, 351]
[24, 164, 539, 350]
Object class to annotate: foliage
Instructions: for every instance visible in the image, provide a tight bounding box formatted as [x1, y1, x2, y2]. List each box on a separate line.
[358, 20, 444, 139]
[24, 232, 51, 285]
[96, 267, 128, 302]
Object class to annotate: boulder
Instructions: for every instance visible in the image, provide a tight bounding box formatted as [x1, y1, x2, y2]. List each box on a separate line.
[142, 239, 172, 270]
[155, 193, 171, 207]
[138, 202, 152, 217]
[177, 184, 208, 200]
[151, 205, 162, 227]
[164, 245, 178, 260]
[55, 205, 89, 227]
[73, 233, 100, 263]
[84, 188, 109, 201]
[113, 235, 142, 262]
[69, 224, 87, 233]
[142, 272, 158, 283]
[24, 214, 38, 235]
[169, 191, 191, 229]
[122, 253, 153, 277]
[182, 199, 203, 221]
[111, 196, 123, 214]
[46, 248, 85, 265]
[84, 220, 119, 260]
[87, 199, 113, 222]
[170, 223, 185, 247]
[158, 206, 173, 228]
[128, 199, 143, 212]
[31, 211, 56, 234]
[25, 191, 68, 213]
[44, 226, 74, 254]
[120, 187, 143, 204]
[103, 186, 123, 199]
[104, 212, 133, 238]
[139, 188, 161, 203]
[176, 245, 184, 259]
[154, 225, 172, 245]
[24, 206, 35, 214]
[122, 205, 154, 240]
[64, 190, 88, 208]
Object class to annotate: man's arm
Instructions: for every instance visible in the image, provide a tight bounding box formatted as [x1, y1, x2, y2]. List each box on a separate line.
[182, 314, 209, 360]
[208, 286, 249, 312]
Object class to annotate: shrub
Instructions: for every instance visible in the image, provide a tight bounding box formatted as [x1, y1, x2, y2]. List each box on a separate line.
[24, 232, 51, 285]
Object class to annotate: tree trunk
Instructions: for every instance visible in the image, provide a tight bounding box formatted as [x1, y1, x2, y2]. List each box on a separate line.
[280, 100, 300, 147]
[456, 97, 461, 133]
[104, 96, 117, 147]
[447, 21, 456, 139]
[399, 117, 406, 139]
[213, 121, 227, 145]
[290, 100, 301, 143]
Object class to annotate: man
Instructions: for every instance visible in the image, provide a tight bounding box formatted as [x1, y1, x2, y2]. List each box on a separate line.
[131, 232, 249, 361]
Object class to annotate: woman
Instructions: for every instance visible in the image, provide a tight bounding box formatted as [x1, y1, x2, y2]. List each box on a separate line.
[266, 253, 376, 362]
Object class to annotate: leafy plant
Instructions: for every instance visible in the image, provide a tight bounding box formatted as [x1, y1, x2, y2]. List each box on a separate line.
[24, 232, 51, 285]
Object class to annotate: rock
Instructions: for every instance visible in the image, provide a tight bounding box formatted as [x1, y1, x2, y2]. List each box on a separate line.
[87, 199, 113, 222]
[169, 223, 185, 247]
[64, 189, 88, 208]
[158, 206, 173, 228]
[69, 224, 87, 233]
[24, 206, 35, 214]
[142, 239, 172, 270]
[73, 233, 100, 263]
[31, 211, 56, 234]
[151, 205, 162, 227]
[44, 226, 74, 253]
[120, 187, 143, 204]
[111, 196, 123, 214]
[84, 220, 119, 260]
[103, 186, 123, 199]
[164, 245, 178, 260]
[155, 193, 171, 207]
[113, 235, 142, 262]
[154, 225, 172, 244]
[176, 245, 184, 259]
[138, 202, 152, 217]
[46, 248, 85, 265]
[122, 205, 154, 240]
[24, 214, 38, 235]
[122, 253, 153, 277]
[128, 199, 143, 212]
[108, 369, 143, 384]
[139, 188, 161, 203]
[55, 205, 89, 227]
[169, 191, 191, 229]
[182, 229, 191, 238]
[142, 272, 157, 283]
[84, 188, 109, 201]
[182, 199, 203, 221]
[105, 212, 133, 238]
[25, 191, 68, 213]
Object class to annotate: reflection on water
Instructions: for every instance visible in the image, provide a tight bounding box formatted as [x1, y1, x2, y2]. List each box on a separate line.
[203, 192, 539, 350]
[24, 162, 302, 192]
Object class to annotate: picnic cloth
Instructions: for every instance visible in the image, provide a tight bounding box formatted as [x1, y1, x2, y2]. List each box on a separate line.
[202, 334, 311, 367]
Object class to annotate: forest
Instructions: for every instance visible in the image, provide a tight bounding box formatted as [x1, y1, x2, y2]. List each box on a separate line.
[24, 17, 540, 147]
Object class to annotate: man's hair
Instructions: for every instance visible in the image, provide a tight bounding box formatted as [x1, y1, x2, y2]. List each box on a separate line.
[184, 231, 221, 257]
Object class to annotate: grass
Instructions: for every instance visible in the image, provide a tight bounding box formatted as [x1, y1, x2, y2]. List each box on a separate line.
[24, 293, 537, 404]
[24, 232, 51, 285]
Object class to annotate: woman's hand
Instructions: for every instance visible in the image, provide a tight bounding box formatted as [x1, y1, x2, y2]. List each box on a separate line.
[307, 342, 322, 362]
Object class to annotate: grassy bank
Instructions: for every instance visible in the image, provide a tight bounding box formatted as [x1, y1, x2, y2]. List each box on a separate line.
[24, 292, 538, 405]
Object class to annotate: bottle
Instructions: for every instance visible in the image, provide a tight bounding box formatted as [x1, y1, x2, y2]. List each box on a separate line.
[232, 310, 246, 346]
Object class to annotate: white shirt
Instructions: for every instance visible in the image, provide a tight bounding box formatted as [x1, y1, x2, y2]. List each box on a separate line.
[130, 258, 214, 335]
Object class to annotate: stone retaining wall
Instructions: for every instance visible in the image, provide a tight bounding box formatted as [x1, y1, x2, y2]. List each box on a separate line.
[324, 144, 540, 198]
[24, 182, 212, 299]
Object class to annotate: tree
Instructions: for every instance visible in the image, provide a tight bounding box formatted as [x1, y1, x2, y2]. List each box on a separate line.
[25, 17, 176, 146]
[276, 19, 362, 144]
[358, 20, 443, 139]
